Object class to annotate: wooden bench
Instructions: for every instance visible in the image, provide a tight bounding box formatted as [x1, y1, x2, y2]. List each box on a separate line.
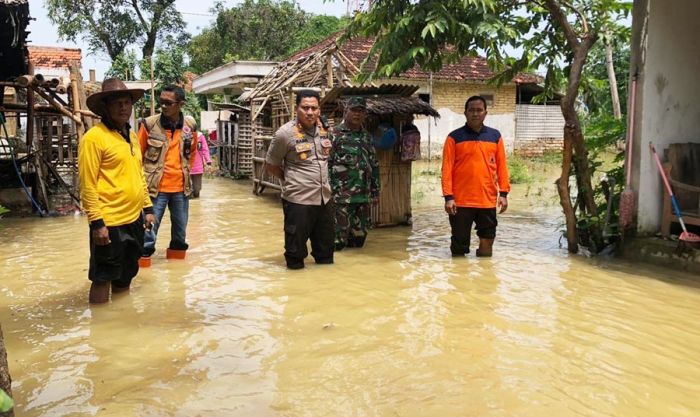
[661, 143, 700, 237]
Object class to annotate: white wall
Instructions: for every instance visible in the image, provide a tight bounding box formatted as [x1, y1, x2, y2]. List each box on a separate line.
[515, 104, 565, 141]
[635, 0, 700, 234]
[414, 108, 515, 159]
[200, 110, 232, 133]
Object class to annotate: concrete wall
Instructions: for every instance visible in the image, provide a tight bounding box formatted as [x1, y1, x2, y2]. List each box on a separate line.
[200, 110, 232, 133]
[632, 0, 700, 234]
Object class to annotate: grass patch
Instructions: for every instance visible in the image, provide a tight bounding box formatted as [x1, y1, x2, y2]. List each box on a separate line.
[528, 151, 562, 166]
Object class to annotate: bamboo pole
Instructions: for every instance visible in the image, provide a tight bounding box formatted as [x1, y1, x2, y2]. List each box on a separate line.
[76, 109, 100, 118]
[68, 63, 87, 140]
[30, 85, 82, 124]
[26, 64, 35, 149]
[70, 62, 92, 132]
[0, 81, 23, 88]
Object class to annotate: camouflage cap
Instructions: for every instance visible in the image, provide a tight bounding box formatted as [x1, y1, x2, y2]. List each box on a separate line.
[346, 96, 367, 109]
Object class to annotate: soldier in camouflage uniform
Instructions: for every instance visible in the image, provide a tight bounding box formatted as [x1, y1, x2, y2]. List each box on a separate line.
[329, 97, 380, 250]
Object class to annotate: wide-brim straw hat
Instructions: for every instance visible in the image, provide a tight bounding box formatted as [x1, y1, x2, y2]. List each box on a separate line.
[86, 78, 145, 117]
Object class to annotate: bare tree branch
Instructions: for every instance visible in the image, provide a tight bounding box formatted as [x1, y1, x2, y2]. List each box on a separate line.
[543, 0, 580, 48]
[560, 0, 589, 34]
[131, 0, 149, 30]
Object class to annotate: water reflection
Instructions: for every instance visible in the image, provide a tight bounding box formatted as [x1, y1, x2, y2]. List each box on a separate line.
[1, 176, 699, 416]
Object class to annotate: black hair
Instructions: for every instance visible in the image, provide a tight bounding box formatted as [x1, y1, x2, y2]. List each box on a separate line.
[161, 85, 186, 102]
[465, 95, 487, 111]
[296, 89, 321, 106]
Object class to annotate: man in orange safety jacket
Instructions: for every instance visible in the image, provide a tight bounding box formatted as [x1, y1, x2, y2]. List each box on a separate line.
[441, 95, 510, 257]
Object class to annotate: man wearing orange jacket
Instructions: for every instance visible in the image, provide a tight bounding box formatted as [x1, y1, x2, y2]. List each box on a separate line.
[137, 85, 198, 262]
[441, 96, 510, 257]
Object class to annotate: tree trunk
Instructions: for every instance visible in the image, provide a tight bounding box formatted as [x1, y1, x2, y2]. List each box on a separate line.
[556, 128, 578, 252]
[545, 0, 603, 253]
[605, 39, 622, 120]
[0, 325, 14, 417]
[571, 128, 605, 252]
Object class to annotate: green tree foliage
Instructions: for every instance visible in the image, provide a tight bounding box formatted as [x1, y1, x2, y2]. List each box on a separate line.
[289, 14, 350, 54]
[105, 50, 139, 81]
[580, 32, 631, 117]
[345, 0, 631, 254]
[188, 0, 348, 74]
[139, 37, 187, 86]
[46, 0, 186, 62]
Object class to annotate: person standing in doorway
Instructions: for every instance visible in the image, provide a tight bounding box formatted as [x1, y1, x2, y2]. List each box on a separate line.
[80, 78, 155, 303]
[441, 95, 510, 257]
[138, 85, 198, 261]
[265, 90, 334, 269]
[190, 132, 213, 198]
[329, 96, 380, 250]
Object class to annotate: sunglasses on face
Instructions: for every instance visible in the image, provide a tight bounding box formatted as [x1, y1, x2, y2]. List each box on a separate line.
[159, 99, 181, 107]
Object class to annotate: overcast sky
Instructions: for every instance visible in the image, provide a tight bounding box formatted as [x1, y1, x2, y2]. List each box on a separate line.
[28, 0, 348, 80]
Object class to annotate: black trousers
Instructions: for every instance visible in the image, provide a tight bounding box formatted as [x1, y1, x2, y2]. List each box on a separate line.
[448, 207, 497, 255]
[89, 218, 144, 287]
[282, 199, 334, 267]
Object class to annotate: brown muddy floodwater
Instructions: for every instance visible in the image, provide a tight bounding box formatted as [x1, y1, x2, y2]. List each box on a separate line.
[1, 166, 700, 417]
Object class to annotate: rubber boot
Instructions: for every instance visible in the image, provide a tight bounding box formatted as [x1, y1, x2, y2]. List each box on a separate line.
[475, 238, 494, 257]
[166, 248, 187, 259]
[89, 281, 110, 304]
[138, 256, 152, 268]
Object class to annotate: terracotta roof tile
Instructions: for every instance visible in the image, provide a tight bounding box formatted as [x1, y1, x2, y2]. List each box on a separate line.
[286, 33, 541, 84]
[28, 46, 82, 70]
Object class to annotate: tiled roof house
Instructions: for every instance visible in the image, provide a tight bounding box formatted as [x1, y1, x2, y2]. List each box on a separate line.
[284, 32, 560, 155]
[28, 45, 82, 79]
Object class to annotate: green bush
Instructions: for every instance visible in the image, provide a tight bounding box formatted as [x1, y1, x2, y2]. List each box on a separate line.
[507, 155, 533, 184]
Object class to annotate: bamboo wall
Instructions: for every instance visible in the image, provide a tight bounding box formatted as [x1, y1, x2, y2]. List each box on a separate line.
[218, 112, 272, 177]
[372, 150, 412, 226]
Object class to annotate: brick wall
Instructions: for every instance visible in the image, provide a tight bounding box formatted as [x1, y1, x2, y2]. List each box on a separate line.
[377, 78, 516, 115]
[514, 138, 564, 156]
[431, 81, 516, 115]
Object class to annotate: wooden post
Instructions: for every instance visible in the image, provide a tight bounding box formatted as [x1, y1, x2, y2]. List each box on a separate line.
[57, 116, 64, 164]
[326, 55, 334, 88]
[33, 119, 51, 213]
[26, 63, 34, 149]
[150, 56, 156, 115]
[69, 62, 91, 137]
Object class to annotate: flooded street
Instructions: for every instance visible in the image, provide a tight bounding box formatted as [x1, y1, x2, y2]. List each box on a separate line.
[1, 168, 700, 417]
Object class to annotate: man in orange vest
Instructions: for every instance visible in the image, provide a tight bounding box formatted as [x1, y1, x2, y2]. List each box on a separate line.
[441, 95, 510, 257]
[138, 85, 198, 262]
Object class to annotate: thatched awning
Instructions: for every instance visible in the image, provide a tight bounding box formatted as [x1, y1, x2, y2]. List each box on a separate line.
[338, 96, 440, 118]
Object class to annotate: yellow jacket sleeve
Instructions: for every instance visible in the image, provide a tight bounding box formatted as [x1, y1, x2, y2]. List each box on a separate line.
[78, 134, 105, 223]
